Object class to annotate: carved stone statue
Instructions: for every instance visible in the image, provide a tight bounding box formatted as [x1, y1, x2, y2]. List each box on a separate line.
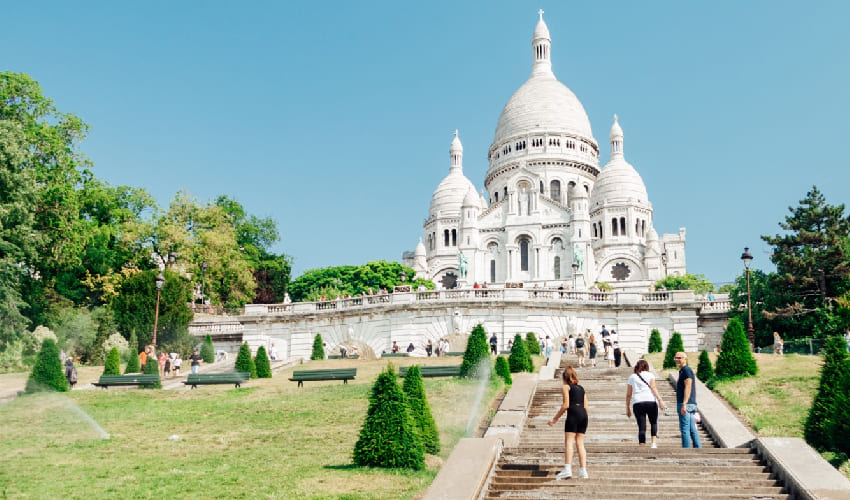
[572, 244, 584, 273]
[458, 252, 468, 280]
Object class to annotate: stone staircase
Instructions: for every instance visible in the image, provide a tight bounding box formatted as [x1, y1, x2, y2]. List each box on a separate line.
[484, 364, 789, 499]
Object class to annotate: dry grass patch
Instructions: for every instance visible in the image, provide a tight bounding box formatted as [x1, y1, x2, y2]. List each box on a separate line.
[0, 356, 502, 499]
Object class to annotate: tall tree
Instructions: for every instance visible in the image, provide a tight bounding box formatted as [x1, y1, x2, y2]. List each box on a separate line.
[110, 269, 193, 347]
[289, 261, 431, 302]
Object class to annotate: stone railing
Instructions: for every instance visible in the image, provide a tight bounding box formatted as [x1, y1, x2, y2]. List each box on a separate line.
[188, 322, 244, 334]
[700, 299, 731, 313]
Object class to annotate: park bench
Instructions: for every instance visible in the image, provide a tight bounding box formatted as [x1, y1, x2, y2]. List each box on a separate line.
[184, 372, 250, 389]
[445, 351, 464, 356]
[381, 353, 407, 358]
[94, 374, 160, 389]
[399, 365, 461, 378]
[289, 368, 357, 387]
[327, 354, 360, 360]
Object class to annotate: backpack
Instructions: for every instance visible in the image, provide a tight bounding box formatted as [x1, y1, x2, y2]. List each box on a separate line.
[575, 338, 585, 348]
[69, 366, 78, 384]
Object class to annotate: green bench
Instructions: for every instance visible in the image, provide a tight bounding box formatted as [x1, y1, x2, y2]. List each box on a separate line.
[184, 372, 250, 389]
[327, 354, 360, 360]
[381, 353, 407, 358]
[399, 365, 461, 378]
[445, 351, 464, 356]
[289, 368, 357, 387]
[94, 374, 160, 388]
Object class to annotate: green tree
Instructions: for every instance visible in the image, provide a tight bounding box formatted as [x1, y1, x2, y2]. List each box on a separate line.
[804, 335, 850, 452]
[654, 273, 715, 294]
[110, 269, 193, 348]
[494, 355, 512, 385]
[25, 338, 68, 393]
[648, 329, 663, 353]
[311, 334, 325, 360]
[201, 334, 215, 363]
[402, 365, 440, 454]
[728, 269, 780, 347]
[525, 332, 541, 356]
[715, 318, 758, 378]
[460, 324, 490, 378]
[509, 333, 533, 373]
[289, 261, 432, 302]
[353, 365, 424, 470]
[663, 332, 685, 369]
[255, 345, 272, 378]
[143, 354, 162, 388]
[235, 342, 256, 378]
[696, 350, 714, 382]
[124, 331, 140, 374]
[103, 347, 121, 376]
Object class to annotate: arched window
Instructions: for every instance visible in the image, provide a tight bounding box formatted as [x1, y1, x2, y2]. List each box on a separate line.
[620, 217, 626, 236]
[612, 218, 618, 236]
[550, 180, 561, 203]
[504, 186, 508, 197]
[451, 229, 457, 246]
[444, 229, 450, 246]
[641, 220, 646, 237]
[490, 260, 496, 283]
[520, 239, 530, 272]
[539, 181, 544, 194]
[554, 256, 561, 279]
[494, 192, 499, 203]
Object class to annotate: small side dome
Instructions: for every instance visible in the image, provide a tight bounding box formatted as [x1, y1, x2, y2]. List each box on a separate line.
[463, 186, 479, 208]
[450, 129, 462, 154]
[415, 238, 426, 257]
[609, 114, 623, 140]
[533, 10, 550, 41]
[590, 116, 648, 207]
[430, 172, 477, 217]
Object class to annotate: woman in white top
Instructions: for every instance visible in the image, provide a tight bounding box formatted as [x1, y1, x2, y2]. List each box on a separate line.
[625, 359, 667, 448]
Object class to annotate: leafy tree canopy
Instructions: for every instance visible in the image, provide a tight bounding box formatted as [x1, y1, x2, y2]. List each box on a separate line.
[289, 261, 432, 302]
[654, 273, 714, 294]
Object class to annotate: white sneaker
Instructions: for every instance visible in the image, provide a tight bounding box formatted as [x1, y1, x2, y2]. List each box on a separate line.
[555, 465, 572, 479]
[578, 467, 589, 479]
[651, 443, 658, 449]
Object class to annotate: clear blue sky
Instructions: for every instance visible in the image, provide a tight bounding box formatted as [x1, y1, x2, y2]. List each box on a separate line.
[2, 1, 848, 285]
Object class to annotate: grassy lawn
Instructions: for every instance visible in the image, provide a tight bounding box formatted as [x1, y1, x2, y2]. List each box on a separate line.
[0, 356, 503, 499]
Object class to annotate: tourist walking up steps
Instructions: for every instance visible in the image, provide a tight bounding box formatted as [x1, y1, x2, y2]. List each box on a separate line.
[674, 352, 702, 448]
[587, 333, 597, 367]
[548, 366, 589, 479]
[626, 360, 667, 448]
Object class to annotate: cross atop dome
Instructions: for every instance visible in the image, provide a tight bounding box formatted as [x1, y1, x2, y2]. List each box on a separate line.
[538, 9, 544, 20]
[532, 10, 552, 75]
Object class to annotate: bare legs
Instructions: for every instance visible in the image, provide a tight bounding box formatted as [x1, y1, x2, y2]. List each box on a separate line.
[563, 432, 587, 468]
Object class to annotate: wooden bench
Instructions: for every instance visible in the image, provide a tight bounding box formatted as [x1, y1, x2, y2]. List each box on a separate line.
[327, 354, 360, 360]
[184, 372, 250, 389]
[289, 368, 356, 387]
[94, 374, 160, 388]
[381, 353, 407, 358]
[399, 365, 461, 378]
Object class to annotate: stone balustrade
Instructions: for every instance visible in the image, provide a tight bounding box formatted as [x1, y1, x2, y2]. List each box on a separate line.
[188, 322, 244, 334]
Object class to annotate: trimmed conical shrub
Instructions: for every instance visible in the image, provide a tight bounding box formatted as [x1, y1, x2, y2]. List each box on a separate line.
[715, 318, 757, 378]
[201, 334, 215, 363]
[235, 342, 256, 378]
[125, 347, 141, 374]
[402, 365, 440, 454]
[697, 349, 714, 382]
[460, 324, 490, 378]
[255, 346, 272, 378]
[142, 355, 162, 388]
[353, 365, 424, 470]
[509, 333, 533, 373]
[648, 329, 663, 353]
[805, 335, 850, 452]
[103, 347, 121, 376]
[311, 334, 325, 360]
[525, 332, 541, 356]
[494, 355, 512, 385]
[663, 332, 685, 369]
[26, 338, 68, 393]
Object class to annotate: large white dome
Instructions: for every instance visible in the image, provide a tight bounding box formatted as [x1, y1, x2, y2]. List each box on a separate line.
[429, 171, 477, 217]
[494, 72, 594, 144]
[591, 158, 648, 207]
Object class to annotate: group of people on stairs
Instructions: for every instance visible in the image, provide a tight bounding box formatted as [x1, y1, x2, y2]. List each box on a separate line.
[547, 351, 701, 480]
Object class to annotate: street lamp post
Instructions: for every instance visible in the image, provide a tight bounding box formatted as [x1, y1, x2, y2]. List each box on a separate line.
[201, 261, 208, 304]
[153, 271, 165, 348]
[572, 262, 579, 290]
[740, 247, 755, 350]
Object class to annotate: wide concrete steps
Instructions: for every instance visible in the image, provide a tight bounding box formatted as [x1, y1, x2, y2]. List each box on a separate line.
[485, 364, 789, 499]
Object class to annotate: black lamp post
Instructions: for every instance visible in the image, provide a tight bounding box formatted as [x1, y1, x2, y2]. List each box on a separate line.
[201, 261, 208, 304]
[153, 271, 165, 348]
[571, 262, 579, 290]
[740, 247, 755, 350]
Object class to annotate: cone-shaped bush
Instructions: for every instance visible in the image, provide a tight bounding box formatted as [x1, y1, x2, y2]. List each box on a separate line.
[103, 347, 121, 376]
[142, 355, 162, 388]
[696, 349, 714, 382]
[648, 329, 663, 353]
[525, 332, 541, 356]
[353, 365, 424, 470]
[201, 334, 215, 363]
[402, 365, 440, 454]
[460, 324, 490, 378]
[235, 342, 256, 378]
[255, 346, 272, 378]
[26, 338, 68, 393]
[715, 318, 757, 378]
[663, 332, 685, 369]
[494, 355, 512, 385]
[509, 333, 533, 373]
[805, 335, 850, 451]
[125, 347, 141, 374]
[311, 334, 325, 360]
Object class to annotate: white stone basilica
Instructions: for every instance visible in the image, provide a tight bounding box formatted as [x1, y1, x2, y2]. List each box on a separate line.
[405, 12, 686, 290]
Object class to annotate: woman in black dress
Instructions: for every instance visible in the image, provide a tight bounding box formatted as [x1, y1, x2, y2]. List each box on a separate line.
[548, 366, 589, 479]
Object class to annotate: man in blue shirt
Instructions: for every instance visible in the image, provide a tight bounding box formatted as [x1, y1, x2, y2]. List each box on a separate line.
[675, 352, 701, 448]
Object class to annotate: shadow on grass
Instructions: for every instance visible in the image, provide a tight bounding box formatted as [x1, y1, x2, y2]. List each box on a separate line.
[323, 463, 359, 470]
